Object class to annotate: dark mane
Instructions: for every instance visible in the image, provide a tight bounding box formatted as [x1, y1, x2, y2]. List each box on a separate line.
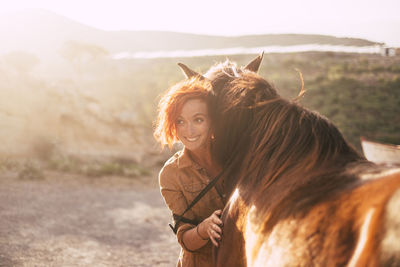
[208, 61, 364, 199]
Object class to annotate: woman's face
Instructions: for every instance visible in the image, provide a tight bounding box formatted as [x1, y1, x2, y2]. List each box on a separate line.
[176, 98, 212, 152]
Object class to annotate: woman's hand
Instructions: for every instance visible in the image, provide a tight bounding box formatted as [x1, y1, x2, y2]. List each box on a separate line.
[198, 210, 223, 247]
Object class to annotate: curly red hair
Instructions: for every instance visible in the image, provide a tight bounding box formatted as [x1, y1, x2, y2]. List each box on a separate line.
[154, 77, 213, 148]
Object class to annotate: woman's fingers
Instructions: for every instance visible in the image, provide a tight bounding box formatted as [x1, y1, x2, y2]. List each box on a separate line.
[208, 228, 221, 239]
[210, 235, 219, 247]
[209, 229, 221, 247]
[212, 210, 223, 226]
[207, 224, 222, 247]
[202, 209, 224, 246]
[212, 217, 223, 226]
[214, 210, 222, 219]
[212, 223, 222, 234]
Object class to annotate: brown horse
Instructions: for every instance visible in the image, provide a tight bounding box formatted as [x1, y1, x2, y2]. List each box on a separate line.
[178, 54, 400, 267]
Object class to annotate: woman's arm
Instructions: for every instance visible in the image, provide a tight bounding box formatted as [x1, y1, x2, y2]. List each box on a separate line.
[159, 164, 223, 251]
[182, 210, 223, 250]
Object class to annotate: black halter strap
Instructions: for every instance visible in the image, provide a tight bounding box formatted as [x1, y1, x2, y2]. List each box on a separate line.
[169, 170, 224, 234]
[168, 127, 250, 234]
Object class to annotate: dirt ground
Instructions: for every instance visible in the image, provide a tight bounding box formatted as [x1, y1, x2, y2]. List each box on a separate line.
[0, 170, 180, 267]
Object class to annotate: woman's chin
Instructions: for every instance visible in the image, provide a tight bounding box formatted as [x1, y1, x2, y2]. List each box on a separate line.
[185, 141, 211, 153]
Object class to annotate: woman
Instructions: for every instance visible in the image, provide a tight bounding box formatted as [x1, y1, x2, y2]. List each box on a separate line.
[154, 77, 226, 267]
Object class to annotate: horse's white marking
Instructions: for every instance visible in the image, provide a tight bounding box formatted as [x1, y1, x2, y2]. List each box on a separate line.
[245, 205, 258, 267]
[381, 188, 400, 263]
[256, 238, 286, 267]
[246, 214, 292, 267]
[360, 168, 400, 180]
[230, 188, 240, 203]
[347, 208, 376, 267]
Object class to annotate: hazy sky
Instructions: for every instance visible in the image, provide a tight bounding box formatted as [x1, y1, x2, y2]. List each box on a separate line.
[2, 0, 400, 46]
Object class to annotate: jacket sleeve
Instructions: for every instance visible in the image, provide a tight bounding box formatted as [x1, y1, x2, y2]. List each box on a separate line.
[159, 164, 197, 252]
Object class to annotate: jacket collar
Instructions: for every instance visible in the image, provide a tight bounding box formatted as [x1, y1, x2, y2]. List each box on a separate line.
[177, 147, 203, 170]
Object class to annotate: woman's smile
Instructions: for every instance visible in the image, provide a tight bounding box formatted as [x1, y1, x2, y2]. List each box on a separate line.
[185, 136, 200, 142]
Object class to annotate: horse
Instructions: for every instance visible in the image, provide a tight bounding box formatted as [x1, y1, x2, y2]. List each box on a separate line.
[177, 54, 400, 267]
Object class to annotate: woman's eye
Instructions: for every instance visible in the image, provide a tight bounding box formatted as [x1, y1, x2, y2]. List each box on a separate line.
[195, 118, 204, 123]
[176, 120, 184, 125]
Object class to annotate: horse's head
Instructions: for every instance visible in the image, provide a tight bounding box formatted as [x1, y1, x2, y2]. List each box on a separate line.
[178, 54, 362, 196]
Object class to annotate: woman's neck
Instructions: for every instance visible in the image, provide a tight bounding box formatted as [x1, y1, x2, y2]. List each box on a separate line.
[187, 147, 221, 177]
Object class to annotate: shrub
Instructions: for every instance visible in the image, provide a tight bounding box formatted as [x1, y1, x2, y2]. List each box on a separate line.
[18, 161, 44, 180]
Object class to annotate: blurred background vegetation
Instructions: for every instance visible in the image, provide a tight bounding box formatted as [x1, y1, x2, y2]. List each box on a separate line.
[0, 41, 399, 179]
[1, 10, 398, 180]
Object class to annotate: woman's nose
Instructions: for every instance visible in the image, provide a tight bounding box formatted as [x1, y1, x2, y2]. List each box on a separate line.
[187, 123, 196, 135]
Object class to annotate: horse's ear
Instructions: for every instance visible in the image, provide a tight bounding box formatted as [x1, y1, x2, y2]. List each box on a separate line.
[244, 52, 264, 73]
[177, 63, 203, 79]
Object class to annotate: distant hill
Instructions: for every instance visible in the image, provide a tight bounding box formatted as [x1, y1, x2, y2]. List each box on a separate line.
[0, 9, 382, 60]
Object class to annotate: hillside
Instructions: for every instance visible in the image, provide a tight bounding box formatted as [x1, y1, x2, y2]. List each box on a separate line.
[0, 9, 381, 60]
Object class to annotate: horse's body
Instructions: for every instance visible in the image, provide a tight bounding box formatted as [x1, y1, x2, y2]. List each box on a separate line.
[178, 55, 400, 266]
[216, 165, 400, 267]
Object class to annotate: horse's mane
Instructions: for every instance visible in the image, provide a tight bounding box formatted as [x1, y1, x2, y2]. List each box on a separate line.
[208, 61, 365, 201]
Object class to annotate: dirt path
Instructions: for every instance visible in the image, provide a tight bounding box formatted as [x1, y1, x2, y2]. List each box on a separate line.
[0, 171, 180, 267]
